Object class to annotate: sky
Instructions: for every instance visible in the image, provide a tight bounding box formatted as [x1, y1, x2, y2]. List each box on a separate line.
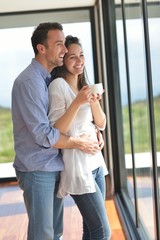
[116, 18, 160, 106]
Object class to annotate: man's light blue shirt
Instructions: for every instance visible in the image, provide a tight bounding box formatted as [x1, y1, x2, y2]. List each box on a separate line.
[11, 59, 64, 172]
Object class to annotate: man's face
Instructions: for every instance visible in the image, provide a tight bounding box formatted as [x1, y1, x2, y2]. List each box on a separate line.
[43, 29, 68, 71]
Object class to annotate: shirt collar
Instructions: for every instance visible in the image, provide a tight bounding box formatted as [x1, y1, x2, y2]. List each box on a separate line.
[31, 58, 52, 87]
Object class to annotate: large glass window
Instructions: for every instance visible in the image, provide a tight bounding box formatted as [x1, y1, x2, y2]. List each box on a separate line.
[147, 3, 160, 222]
[115, 1, 160, 239]
[0, 13, 94, 179]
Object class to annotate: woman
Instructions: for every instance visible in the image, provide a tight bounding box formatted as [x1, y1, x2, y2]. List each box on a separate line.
[48, 35, 111, 240]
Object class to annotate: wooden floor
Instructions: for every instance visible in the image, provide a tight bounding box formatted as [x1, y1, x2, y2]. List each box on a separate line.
[0, 181, 126, 240]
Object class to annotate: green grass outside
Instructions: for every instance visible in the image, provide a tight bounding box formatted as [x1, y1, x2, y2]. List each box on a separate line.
[0, 107, 14, 163]
[122, 96, 160, 153]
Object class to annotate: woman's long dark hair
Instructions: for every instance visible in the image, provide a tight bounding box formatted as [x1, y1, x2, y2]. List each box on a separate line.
[53, 35, 90, 90]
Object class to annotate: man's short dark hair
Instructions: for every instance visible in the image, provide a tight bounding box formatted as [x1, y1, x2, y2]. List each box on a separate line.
[31, 22, 63, 55]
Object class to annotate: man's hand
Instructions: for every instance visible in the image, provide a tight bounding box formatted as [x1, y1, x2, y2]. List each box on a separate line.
[53, 132, 103, 154]
[75, 134, 101, 154]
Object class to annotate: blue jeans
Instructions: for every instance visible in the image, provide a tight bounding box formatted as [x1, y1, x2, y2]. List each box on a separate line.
[71, 166, 111, 240]
[16, 170, 63, 240]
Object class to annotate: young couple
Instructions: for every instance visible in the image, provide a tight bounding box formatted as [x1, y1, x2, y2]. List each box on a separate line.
[12, 22, 111, 240]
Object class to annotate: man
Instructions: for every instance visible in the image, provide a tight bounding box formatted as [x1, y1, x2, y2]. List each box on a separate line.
[11, 22, 101, 240]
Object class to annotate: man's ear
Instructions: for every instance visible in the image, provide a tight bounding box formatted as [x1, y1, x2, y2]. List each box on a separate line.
[37, 44, 46, 54]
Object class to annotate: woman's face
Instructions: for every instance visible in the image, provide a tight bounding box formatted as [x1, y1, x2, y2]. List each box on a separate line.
[64, 43, 85, 76]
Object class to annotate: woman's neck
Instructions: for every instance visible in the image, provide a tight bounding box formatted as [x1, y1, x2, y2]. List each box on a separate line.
[65, 74, 79, 92]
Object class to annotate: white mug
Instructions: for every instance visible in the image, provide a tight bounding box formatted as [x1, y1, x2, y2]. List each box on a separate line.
[89, 83, 103, 95]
